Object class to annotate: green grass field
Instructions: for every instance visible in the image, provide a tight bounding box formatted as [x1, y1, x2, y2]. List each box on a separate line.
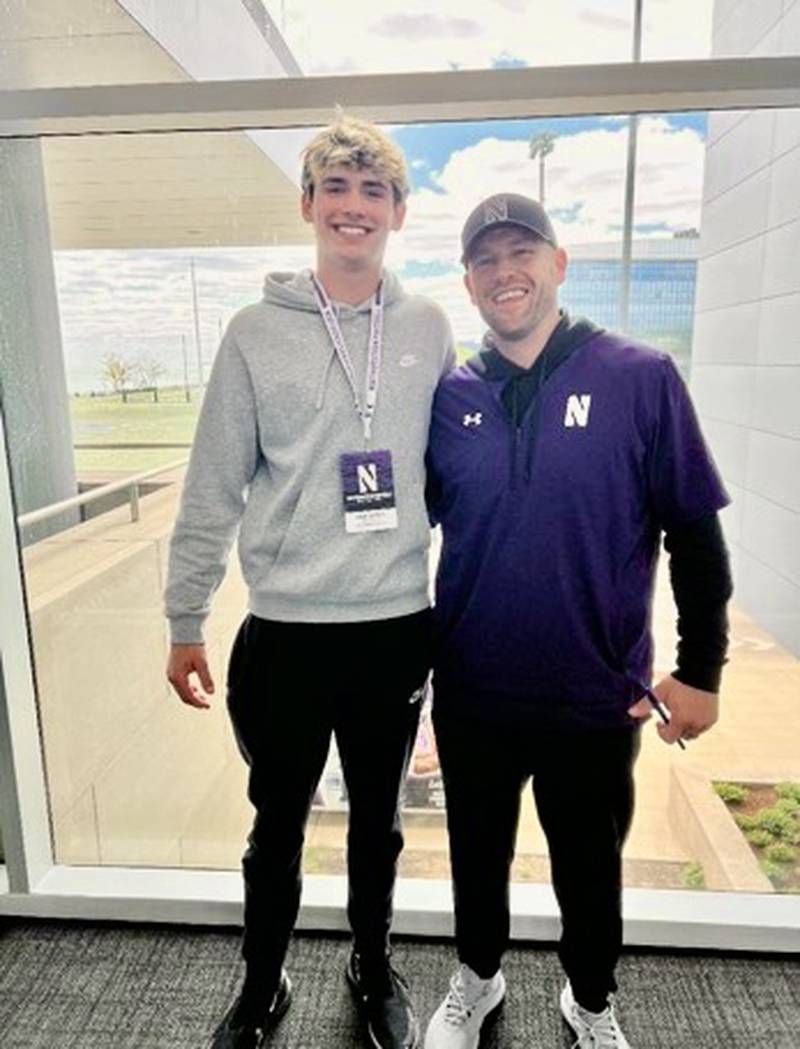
[70, 387, 200, 475]
[70, 351, 477, 476]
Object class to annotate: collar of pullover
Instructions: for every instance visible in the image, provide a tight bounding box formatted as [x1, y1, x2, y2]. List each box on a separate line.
[467, 311, 603, 427]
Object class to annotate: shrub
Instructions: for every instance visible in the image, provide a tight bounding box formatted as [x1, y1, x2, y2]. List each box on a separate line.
[745, 829, 772, 849]
[765, 843, 796, 864]
[714, 782, 749, 805]
[762, 861, 791, 889]
[682, 861, 705, 889]
[734, 813, 757, 831]
[753, 808, 794, 838]
[775, 782, 800, 804]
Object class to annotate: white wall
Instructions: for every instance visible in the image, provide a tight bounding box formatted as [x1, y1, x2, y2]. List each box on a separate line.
[691, 0, 800, 654]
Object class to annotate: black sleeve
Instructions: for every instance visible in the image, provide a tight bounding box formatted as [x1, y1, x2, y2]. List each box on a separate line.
[663, 512, 733, 694]
[425, 448, 443, 528]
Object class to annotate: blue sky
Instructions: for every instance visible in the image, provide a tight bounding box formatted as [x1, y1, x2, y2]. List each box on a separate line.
[395, 113, 707, 195]
[54, 108, 710, 391]
[50, 0, 717, 391]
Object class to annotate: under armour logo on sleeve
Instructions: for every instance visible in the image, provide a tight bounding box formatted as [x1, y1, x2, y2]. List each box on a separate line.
[462, 412, 483, 427]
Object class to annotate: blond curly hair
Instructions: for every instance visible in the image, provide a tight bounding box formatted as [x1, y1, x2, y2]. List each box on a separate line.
[301, 113, 409, 204]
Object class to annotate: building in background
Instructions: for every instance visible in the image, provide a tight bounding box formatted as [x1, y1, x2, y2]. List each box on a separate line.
[689, 0, 800, 656]
[562, 234, 699, 373]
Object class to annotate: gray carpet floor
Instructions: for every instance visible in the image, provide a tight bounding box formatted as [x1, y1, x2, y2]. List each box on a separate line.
[0, 919, 798, 1048]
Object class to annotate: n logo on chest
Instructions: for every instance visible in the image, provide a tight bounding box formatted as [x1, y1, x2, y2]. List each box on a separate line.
[563, 394, 592, 428]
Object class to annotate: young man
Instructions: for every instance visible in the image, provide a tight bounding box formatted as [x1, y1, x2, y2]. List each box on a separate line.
[424, 194, 732, 1049]
[165, 117, 453, 1049]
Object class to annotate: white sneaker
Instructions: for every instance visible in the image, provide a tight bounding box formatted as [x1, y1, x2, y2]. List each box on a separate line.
[424, 964, 505, 1049]
[560, 982, 631, 1048]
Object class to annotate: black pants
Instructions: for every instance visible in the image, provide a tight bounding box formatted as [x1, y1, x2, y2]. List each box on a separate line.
[433, 701, 641, 1013]
[226, 610, 430, 989]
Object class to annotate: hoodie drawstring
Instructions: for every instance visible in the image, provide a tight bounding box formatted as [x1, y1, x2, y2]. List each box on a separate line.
[314, 345, 336, 410]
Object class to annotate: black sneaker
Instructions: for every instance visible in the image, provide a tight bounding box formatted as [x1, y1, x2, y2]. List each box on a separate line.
[346, 951, 420, 1049]
[211, 970, 292, 1048]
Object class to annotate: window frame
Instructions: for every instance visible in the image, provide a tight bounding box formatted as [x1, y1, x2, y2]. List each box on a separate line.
[1, 57, 799, 953]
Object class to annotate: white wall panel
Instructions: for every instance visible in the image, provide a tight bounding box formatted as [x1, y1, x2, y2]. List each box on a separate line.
[761, 217, 800, 297]
[703, 110, 775, 202]
[735, 546, 800, 653]
[741, 491, 800, 585]
[707, 109, 747, 147]
[700, 165, 772, 254]
[694, 236, 764, 311]
[692, 300, 761, 365]
[773, 107, 800, 153]
[699, 417, 751, 488]
[746, 429, 800, 512]
[767, 145, 800, 227]
[750, 363, 800, 437]
[714, 0, 783, 57]
[757, 292, 800, 363]
[691, 364, 756, 426]
[780, 0, 800, 56]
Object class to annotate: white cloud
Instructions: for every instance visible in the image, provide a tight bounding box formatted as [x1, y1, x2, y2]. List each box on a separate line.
[386, 116, 706, 340]
[393, 117, 705, 266]
[54, 111, 707, 384]
[369, 14, 482, 40]
[271, 0, 713, 74]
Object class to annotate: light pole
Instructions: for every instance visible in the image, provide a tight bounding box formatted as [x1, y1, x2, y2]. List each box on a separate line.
[529, 132, 556, 205]
[189, 258, 204, 390]
[619, 0, 644, 334]
[180, 334, 190, 403]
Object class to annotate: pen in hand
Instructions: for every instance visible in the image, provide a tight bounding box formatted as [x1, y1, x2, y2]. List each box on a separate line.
[637, 682, 687, 751]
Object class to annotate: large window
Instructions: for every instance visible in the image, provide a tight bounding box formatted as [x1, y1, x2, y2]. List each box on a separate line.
[1, 0, 799, 946]
[2, 101, 800, 901]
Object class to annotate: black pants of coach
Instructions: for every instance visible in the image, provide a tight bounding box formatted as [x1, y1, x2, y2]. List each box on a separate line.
[433, 703, 641, 1013]
[226, 610, 430, 989]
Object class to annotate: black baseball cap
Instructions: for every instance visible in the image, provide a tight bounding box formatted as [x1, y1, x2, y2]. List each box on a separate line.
[461, 193, 557, 264]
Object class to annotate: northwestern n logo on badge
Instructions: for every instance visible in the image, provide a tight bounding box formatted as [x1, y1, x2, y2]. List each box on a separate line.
[462, 412, 483, 428]
[340, 449, 398, 534]
[356, 462, 380, 494]
[564, 394, 592, 428]
[483, 197, 508, 226]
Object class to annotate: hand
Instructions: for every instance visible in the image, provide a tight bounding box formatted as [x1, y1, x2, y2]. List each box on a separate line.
[167, 643, 215, 709]
[628, 674, 718, 746]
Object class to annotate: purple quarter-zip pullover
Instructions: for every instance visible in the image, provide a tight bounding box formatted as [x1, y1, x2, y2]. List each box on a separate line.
[427, 327, 729, 731]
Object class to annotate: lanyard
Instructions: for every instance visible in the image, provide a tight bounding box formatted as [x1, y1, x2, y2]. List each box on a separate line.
[311, 274, 384, 443]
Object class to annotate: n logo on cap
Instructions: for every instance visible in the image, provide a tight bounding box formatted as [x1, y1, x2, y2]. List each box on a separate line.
[483, 198, 508, 225]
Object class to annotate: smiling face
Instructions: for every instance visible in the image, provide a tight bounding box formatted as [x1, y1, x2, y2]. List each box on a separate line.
[301, 163, 406, 279]
[464, 226, 567, 344]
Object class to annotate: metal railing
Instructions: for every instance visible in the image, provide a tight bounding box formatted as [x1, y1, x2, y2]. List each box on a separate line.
[16, 458, 188, 528]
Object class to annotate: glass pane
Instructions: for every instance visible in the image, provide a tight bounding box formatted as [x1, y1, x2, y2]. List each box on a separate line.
[1, 103, 799, 897]
[2, 2, 797, 95]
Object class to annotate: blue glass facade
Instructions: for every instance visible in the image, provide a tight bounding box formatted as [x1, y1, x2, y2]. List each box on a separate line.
[561, 254, 697, 368]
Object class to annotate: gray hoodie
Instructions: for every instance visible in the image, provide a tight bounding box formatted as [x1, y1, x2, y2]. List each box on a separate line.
[165, 268, 454, 643]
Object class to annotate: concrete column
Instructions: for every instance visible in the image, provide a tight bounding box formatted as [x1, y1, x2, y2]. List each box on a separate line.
[0, 139, 77, 541]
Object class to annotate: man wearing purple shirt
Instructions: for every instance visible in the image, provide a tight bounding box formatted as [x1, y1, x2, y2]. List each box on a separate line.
[424, 194, 732, 1049]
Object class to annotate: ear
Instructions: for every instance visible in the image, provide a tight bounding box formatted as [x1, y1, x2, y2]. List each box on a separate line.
[301, 191, 313, 224]
[553, 246, 568, 286]
[463, 269, 478, 306]
[391, 199, 407, 232]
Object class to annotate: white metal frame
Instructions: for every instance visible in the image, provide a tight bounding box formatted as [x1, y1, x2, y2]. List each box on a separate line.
[1, 57, 800, 951]
[1, 58, 799, 136]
